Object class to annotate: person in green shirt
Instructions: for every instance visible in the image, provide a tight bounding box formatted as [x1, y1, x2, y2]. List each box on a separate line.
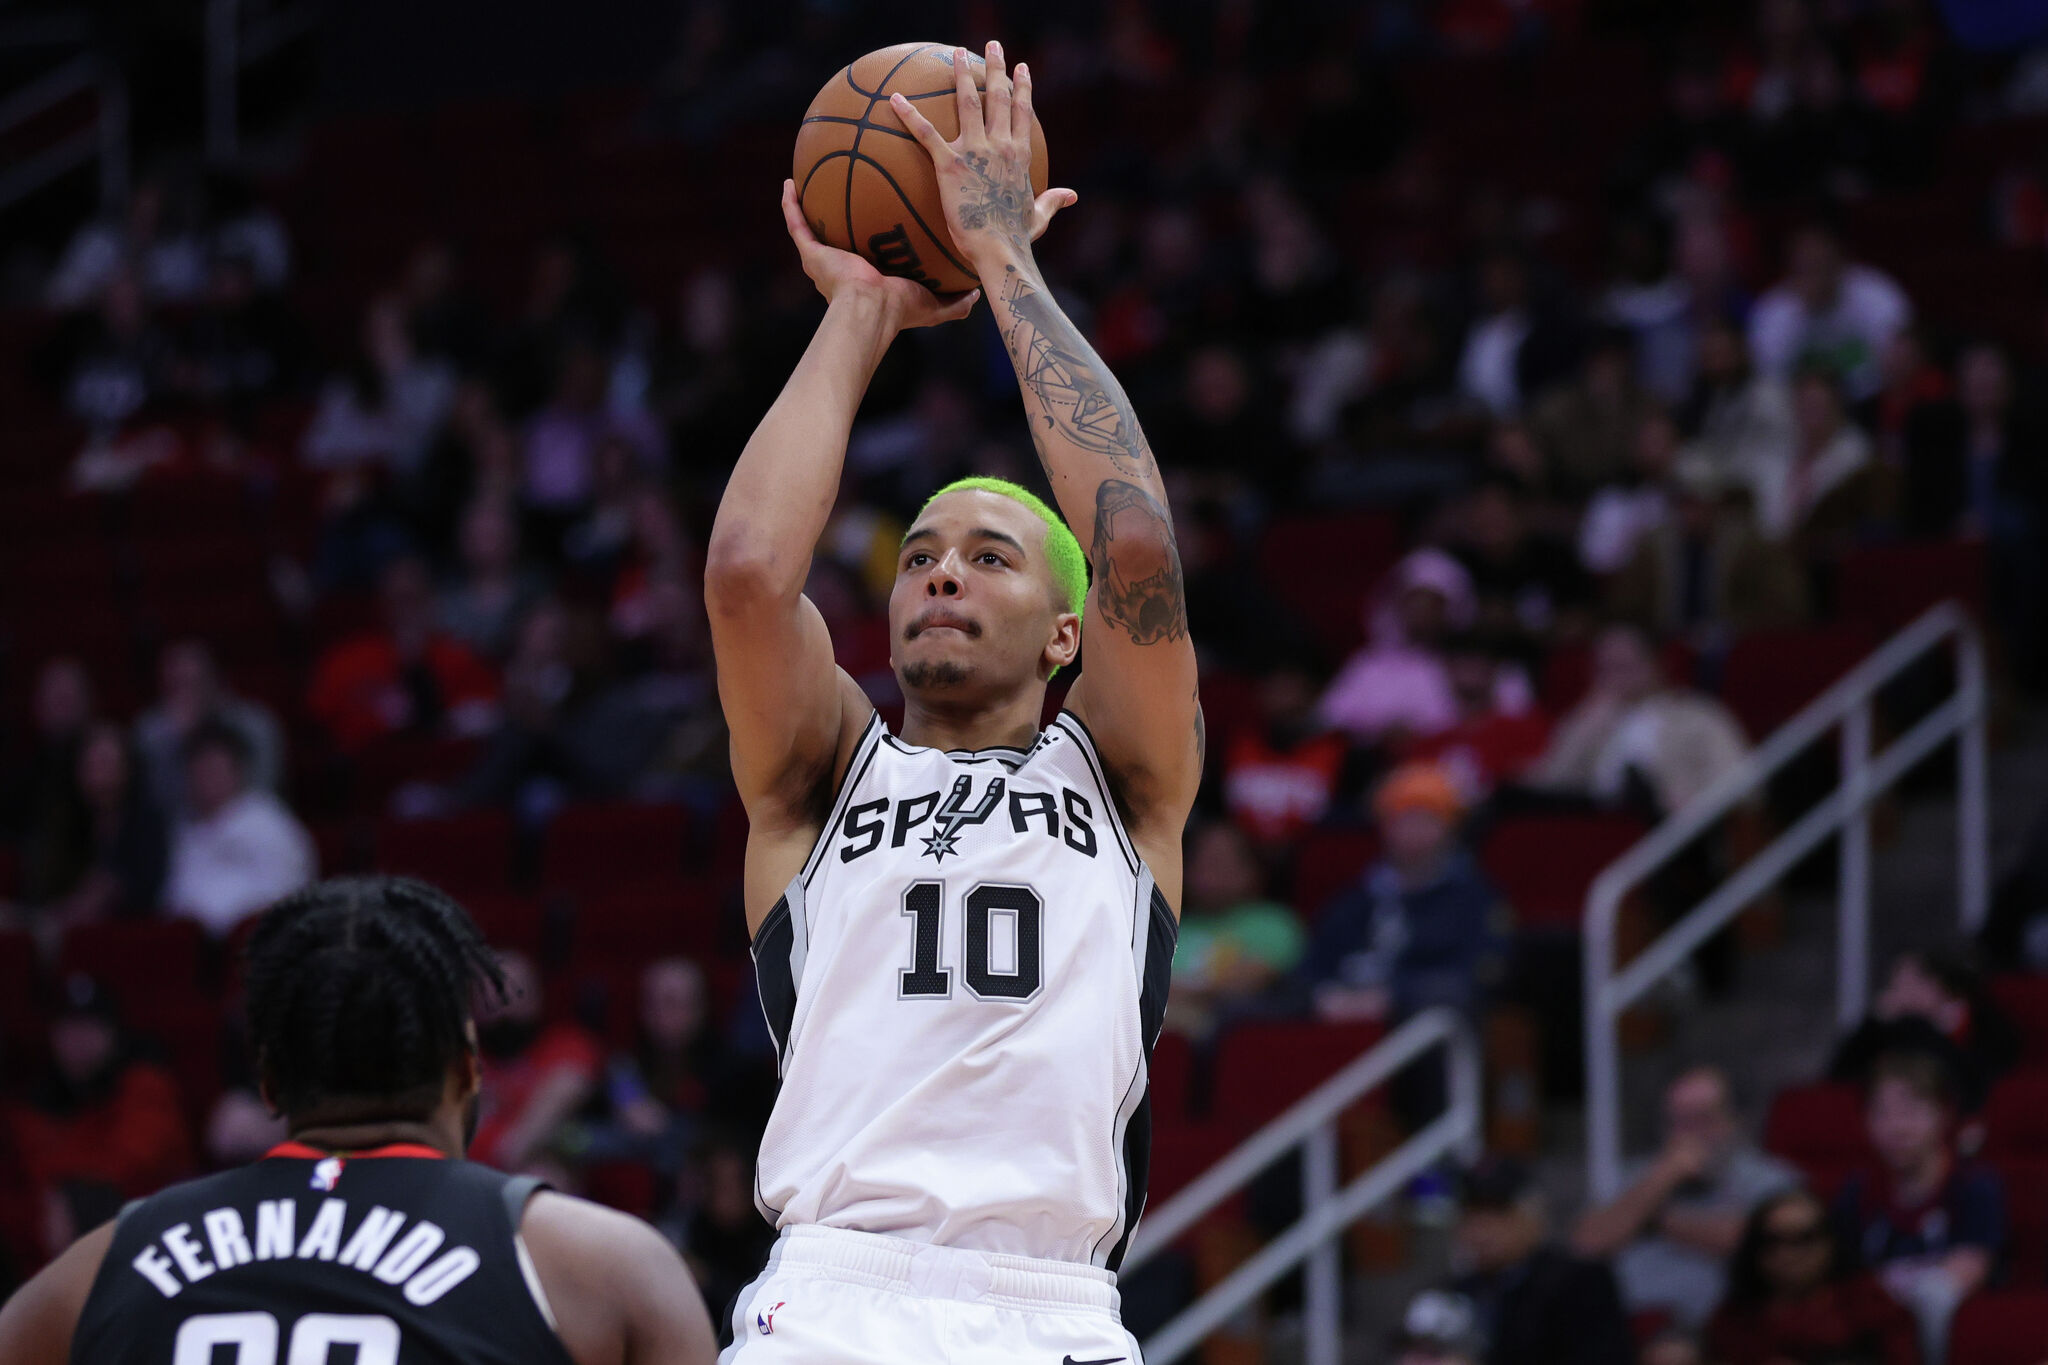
[1168, 819, 1307, 1037]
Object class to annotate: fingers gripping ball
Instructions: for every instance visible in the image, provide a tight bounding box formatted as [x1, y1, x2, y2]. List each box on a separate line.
[794, 42, 1049, 295]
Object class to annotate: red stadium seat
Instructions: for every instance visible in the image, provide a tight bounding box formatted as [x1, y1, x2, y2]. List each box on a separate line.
[1722, 626, 1878, 741]
[59, 920, 208, 1016]
[540, 801, 692, 892]
[1254, 511, 1401, 657]
[130, 1004, 226, 1126]
[1480, 813, 1647, 932]
[1838, 541, 1987, 635]
[1948, 1290, 2048, 1365]
[0, 929, 41, 1037]
[1211, 1020, 1385, 1126]
[584, 1161, 659, 1220]
[1985, 1072, 2048, 1160]
[1764, 1082, 1874, 1179]
[1146, 1119, 1252, 1211]
[460, 891, 550, 958]
[376, 810, 517, 893]
[1150, 1031, 1194, 1125]
[1291, 827, 1381, 915]
[1992, 976, 2048, 1066]
[571, 881, 723, 964]
[1995, 1159, 2048, 1286]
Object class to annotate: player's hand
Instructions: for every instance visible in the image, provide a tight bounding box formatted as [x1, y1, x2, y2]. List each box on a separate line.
[779, 180, 979, 329]
[890, 42, 1077, 269]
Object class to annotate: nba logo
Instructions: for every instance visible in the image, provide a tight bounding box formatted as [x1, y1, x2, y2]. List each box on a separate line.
[756, 1302, 784, 1335]
[310, 1157, 345, 1191]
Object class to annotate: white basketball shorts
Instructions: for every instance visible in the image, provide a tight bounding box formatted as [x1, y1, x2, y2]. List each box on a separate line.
[719, 1225, 1145, 1365]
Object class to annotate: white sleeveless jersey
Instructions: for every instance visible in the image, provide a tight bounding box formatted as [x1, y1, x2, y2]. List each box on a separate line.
[749, 710, 1176, 1272]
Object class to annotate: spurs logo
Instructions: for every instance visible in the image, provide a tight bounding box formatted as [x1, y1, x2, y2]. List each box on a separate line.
[921, 775, 1006, 862]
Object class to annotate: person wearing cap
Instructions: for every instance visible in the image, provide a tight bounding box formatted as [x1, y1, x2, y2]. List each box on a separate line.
[2, 976, 193, 1264]
[1300, 761, 1509, 1025]
[1451, 1155, 1635, 1365]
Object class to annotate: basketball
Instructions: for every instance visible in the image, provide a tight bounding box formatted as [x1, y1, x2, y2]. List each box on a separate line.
[793, 42, 1050, 295]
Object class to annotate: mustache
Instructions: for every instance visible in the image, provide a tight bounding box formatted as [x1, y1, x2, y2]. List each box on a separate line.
[905, 608, 981, 640]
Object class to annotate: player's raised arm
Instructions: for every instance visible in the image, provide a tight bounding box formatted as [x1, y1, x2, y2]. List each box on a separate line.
[707, 186, 977, 921]
[893, 46, 1202, 846]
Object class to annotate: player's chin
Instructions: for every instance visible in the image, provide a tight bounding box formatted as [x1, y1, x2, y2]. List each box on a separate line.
[898, 656, 975, 691]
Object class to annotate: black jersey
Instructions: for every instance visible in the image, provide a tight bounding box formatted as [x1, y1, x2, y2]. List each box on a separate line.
[71, 1143, 577, 1365]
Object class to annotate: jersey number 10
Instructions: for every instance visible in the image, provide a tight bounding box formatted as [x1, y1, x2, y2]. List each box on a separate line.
[174, 1311, 398, 1365]
[899, 881, 1043, 1001]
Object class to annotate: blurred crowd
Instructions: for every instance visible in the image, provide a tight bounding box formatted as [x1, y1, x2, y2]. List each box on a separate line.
[3, 0, 2048, 1354]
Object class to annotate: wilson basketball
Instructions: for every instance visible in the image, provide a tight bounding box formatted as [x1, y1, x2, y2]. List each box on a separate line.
[793, 42, 1049, 295]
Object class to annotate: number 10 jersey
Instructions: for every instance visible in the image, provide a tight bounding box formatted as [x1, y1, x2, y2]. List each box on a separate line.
[750, 711, 1176, 1273]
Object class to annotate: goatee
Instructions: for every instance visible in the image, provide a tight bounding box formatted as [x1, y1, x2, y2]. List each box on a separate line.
[901, 660, 970, 689]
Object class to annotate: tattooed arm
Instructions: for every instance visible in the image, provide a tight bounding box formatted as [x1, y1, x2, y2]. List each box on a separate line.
[893, 45, 1202, 881]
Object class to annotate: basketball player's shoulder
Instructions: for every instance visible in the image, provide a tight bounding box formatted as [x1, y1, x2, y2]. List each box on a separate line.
[0, 1218, 116, 1365]
[517, 1190, 716, 1365]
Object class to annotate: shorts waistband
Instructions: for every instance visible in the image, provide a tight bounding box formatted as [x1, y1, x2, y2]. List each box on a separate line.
[769, 1225, 1121, 1313]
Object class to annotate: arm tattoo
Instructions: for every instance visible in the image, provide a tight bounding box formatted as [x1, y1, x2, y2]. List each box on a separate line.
[1193, 690, 1207, 768]
[999, 269, 1157, 480]
[954, 152, 1031, 255]
[1091, 479, 1188, 646]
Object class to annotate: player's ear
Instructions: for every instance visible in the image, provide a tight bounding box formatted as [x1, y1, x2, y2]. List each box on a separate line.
[1042, 611, 1081, 678]
[254, 1050, 281, 1117]
[456, 1021, 482, 1102]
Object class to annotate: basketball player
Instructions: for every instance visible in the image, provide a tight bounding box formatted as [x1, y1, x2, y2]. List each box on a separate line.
[0, 877, 716, 1365]
[709, 40, 1200, 1365]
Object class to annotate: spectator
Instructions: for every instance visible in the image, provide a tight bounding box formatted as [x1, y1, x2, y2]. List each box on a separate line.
[163, 721, 316, 937]
[573, 958, 721, 1176]
[1456, 250, 1577, 420]
[1604, 460, 1812, 639]
[1831, 1051, 2003, 1363]
[1321, 549, 1518, 744]
[472, 950, 604, 1172]
[439, 496, 548, 661]
[44, 177, 208, 311]
[1748, 223, 1911, 402]
[2, 657, 96, 841]
[1303, 762, 1509, 1023]
[133, 639, 285, 817]
[167, 246, 308, 422]
[1447, 1156, 1636, 1365]
[1166, 820, 1305, 1037]
[3, 976, 194, 1263]
[1829, 949, 2020, 1115]
[1534, 623, 1749, 818]
[1405, 634, 1551, 804]
[1676, 319, 1798, 496]
[1531, 328, 1665, 499]
[523, 339, 618, 518]
[1222, 657, 1351, 848]
[22, 722, 168, 932]
[665, 1134, 778, 1320]
[44, 269, 175, 438]
[1748, 367, 1877, 546]
[1572, 1066, 1800, 1329]
[1706, 1187, 1921, 1365]
[1580, 408, 1684, 577]
[1452, 475, 1595, 660]
[307, 555, 501, 753]
[301, 293, 458, 475]
[1392, 1289, 1488, 1365]
[455, 597, 662, 811]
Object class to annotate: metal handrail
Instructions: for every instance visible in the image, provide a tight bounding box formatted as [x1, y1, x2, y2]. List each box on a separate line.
[205, 0, 321, 163]
[0, 52, 125, 213]
[1125, 1007, 1484, 1365]
[1584, 601, 1988, 1202]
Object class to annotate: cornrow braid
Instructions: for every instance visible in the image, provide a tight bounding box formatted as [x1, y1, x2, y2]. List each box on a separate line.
[243, 876, 504, 1118]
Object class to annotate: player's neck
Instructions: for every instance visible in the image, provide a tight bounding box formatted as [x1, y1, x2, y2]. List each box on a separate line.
[287, 1117, 463, 1160]
[898, 687, 1046, 755]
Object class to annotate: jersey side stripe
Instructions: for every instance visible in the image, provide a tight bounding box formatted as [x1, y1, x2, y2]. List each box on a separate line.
[800, 713, 884, 888]
[1050, 712, 1141, 876]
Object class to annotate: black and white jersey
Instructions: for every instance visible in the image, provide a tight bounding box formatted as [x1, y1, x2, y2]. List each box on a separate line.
[71, 1144, 574, 1365]
[750, 712, 1176, 1272]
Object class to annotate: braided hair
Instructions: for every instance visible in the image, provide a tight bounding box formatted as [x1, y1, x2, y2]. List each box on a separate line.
[243, 876, 504, 1120]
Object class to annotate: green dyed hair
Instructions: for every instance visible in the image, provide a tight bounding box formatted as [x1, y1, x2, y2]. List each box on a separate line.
[914, 477, 1089, 622]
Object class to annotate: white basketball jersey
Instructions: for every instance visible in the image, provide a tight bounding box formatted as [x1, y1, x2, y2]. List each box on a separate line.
[750, 710, 1176, 1272]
